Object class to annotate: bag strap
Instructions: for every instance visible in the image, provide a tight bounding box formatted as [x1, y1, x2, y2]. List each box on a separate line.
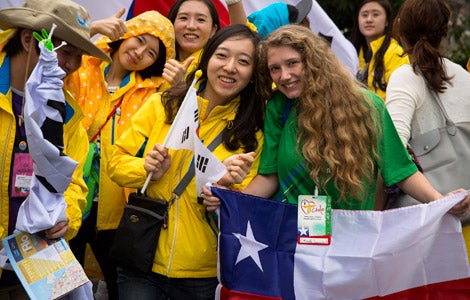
[172, 129, 226, 197]
[416, 67, 457, 137]
[90, 97, 124, 142]
[429, 90, 457, 136]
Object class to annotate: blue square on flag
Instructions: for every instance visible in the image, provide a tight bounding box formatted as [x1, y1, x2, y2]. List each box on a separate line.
[214, 187, 298, 299]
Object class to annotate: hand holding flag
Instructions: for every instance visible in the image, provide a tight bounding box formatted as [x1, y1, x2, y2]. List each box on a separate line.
[141, 71, 202, 193]
[7, 24, 93, 300]
[17, 27, 77, 234]
[141, 70, 227, 195]
[143, 143, 171, 182]
[217, 152, 256, 187]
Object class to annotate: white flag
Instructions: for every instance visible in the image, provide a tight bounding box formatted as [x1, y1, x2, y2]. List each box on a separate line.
[163, 82, 199, 151]
[142, 72, 226, 194]
[194, 136, 226, 194]
[308, 0, 359, 75]
[17, 41, 76, 233]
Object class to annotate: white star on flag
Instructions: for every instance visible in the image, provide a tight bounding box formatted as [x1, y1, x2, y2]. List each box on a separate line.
[298, 226, 308, 236]
[233, 221, 269, 272]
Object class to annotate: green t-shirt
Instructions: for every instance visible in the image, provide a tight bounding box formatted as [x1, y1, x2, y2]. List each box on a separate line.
[259, 91, 417, 210]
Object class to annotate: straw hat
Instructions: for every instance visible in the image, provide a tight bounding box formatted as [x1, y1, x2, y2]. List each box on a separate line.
[0, 0, 110, 62]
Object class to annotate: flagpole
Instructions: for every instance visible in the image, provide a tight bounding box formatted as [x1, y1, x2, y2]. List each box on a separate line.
[141, 70, 202, 194]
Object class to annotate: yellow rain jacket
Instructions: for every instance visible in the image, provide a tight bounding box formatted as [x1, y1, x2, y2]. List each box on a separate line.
[358, 36, 409, 100]
[65, 11, 175, 231]
[109, 91, 264, 278]
[0, 30, 88, 246]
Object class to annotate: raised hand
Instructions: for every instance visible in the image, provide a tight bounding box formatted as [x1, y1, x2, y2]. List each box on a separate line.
[162, 57, 195, 87]
[90, 7, 128, 40]
[217, 152, 256, 187]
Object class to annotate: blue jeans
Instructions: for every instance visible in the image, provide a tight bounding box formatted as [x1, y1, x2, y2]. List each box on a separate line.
[117, 267, 218, 300]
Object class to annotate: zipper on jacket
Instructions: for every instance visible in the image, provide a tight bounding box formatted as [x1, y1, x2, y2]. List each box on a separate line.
[1, 118, 14, 211]
[165, 194, 180, 275]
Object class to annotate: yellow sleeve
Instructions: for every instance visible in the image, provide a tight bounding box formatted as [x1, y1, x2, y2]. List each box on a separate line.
[109, 94, 164, 188]
[63, 94, 89, 240]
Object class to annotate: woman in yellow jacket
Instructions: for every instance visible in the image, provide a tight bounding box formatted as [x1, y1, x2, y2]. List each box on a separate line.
[350, 0, 409, 100]
[109, 24, 264, 300]
[65, 10, 175, 299]
[159, 0, 220, 91]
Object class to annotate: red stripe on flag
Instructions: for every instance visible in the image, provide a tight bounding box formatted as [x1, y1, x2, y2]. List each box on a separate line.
[132, 0, 230, 27]
[133, 0, 173, 17]
[220, 285, 282, 300]
[364, 277, 470, 300]
[211, 0, 230, 27]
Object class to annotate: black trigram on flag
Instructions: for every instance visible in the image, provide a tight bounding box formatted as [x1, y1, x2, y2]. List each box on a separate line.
[196, 154, 209, 173]
[181, 126, 190, 144]
[193, 109, 199, 123]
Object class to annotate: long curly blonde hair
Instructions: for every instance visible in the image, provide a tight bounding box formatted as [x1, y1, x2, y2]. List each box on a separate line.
[257, 25, 381, 201]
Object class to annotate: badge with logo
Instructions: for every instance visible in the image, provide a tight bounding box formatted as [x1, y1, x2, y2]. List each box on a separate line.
[297, 187, 331, 245]
[11, 153, 33, 197]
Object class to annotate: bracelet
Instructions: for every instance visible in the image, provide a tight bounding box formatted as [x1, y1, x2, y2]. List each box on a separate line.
[225, 0, 241, 6]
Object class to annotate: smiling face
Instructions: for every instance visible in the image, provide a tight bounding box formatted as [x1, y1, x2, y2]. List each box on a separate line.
[358, 1, 388, 43]
[115, 34, 160, 72]
[173, 0, 217, 61]
[267, 45, 304, 99]
[203, 36, 255, 104]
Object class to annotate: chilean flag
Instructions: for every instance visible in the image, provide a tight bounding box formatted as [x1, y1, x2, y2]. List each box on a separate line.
[212, 187, 470, 299]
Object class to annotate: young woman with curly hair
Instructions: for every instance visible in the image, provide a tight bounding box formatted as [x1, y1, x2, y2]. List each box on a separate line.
[203, 24, 470, 216]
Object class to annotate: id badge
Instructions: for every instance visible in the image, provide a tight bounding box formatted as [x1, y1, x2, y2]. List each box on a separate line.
[11, 152, 33, 197]
[297, 194, 331, 245]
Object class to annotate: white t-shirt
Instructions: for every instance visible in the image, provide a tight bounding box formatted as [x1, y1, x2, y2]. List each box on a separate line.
[386, 58, 470, 146]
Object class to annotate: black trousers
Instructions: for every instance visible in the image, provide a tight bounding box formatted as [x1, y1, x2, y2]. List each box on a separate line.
[69, 201, 119, 300]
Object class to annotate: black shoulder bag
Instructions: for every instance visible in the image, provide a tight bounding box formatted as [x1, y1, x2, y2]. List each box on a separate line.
[109, 130, 225, 273]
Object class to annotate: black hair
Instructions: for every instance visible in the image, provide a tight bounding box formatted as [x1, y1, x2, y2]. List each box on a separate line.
[108, 37, 167, 79]
[167, 0, 221, 61]
[4, 28, 39, 57]
[162, 24, 264, 152]
[349, 0, 394, 92]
